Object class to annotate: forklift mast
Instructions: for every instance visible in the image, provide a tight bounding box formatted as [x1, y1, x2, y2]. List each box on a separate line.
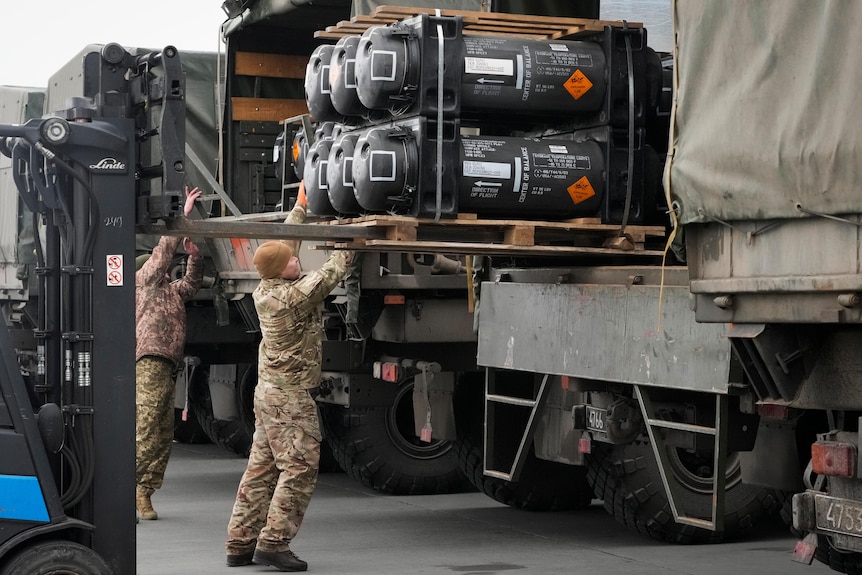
[0, 44, 185, 574]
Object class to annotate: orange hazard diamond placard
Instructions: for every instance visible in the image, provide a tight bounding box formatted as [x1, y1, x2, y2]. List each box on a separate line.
[564, 69, 593, 100]
[567, 176, 596, 204]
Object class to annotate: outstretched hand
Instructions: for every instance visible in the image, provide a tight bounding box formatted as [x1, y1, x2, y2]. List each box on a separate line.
[296, 180, 307, 207]
[183, 237, 201, 257]
[184, 186, 202, 217]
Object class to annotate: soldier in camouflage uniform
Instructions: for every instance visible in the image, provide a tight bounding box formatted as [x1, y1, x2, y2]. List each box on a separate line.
[135, 186, 203, 520]
[226, 182, 354, 571]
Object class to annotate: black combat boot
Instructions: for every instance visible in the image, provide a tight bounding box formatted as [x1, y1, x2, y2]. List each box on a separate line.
[226, 550, 255, 567]
[253, 548, 308, 572]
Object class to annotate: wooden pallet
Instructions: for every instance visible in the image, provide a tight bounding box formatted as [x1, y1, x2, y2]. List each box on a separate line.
[319, 214, 666, 257]
[315, 5, 642, 41]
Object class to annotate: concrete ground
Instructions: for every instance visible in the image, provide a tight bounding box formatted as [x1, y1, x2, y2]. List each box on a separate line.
[136, 442, 831, 575]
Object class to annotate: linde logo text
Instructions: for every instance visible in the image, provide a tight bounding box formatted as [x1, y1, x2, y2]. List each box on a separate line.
[89, 158, 126, 170]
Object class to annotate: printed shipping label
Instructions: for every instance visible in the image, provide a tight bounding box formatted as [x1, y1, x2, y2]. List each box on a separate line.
[463, 161, 512, 179]
[465, 57, 514, 76]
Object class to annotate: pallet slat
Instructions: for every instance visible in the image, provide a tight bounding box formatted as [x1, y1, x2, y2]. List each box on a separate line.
[321, 214, 666, 256]
[315, 5, 642, 40]
[325, 239, 665, 258]
[373, 5, 642, 29]
[231, 97, 308, 123]
[234, 52, 308, 79]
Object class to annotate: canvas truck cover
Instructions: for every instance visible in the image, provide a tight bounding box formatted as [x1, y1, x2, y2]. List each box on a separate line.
[666, 0, 862, 226]
[44, 46, 219, 204]
[0, 86, 45, 295]
[42, 46, 220, 252]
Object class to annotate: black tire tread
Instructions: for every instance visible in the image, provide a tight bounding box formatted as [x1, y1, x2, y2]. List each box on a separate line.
[454, 430, 593, 511]
[815, 535, 862, 574]
[320, 404, 469, 495]
[173, 406, 210, 444]
[188, 367, 251, 457]
[586, 443, 780, 544]
[0, 540, 110, 575]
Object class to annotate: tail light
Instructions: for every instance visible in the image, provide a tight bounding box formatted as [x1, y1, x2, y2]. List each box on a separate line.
[811, 440, 857, 478]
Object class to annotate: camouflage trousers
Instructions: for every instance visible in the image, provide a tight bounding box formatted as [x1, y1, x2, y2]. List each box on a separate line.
[136, 355, 176, 490]
[226, 380, 321, 554]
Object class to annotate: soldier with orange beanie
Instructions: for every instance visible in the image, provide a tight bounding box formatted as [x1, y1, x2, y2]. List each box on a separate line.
[226, 182, 354, 571]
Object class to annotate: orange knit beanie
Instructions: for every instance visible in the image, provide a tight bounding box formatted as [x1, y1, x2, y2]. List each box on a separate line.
[253, 241, 293, 279]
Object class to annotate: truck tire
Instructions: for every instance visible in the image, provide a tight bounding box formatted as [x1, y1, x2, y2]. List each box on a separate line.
[319, 380, 469, 495]
[454, 430, 594, 511]
[587, 442, 780, 543]
[173, 407, 209, 444]
[815, 535, 862, 574]
[0, 540, 110, 575]
[452, 371, 593, 510]
[189, 365, 252, 457]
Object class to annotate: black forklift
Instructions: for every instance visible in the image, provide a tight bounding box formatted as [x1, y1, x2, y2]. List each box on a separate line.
[0, 43, 187, 574]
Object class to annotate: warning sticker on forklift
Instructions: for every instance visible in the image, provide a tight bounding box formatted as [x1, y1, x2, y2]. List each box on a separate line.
[564, 69, 593, 100]
[106, 254, 124, 287]
[567, 176, 596, 204]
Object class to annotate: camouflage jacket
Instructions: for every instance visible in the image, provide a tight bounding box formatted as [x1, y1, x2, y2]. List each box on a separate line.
[135, 236, 203, 367]
[254, 203, 354, 389]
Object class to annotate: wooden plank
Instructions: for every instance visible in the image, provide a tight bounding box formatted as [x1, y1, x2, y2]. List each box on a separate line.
[328, 20, 372, 32]
[373, 5, 641, 29]
[353, 15, 397, 24]
[325, 239, 664, 257]
[503, 224, 535, 246]
[463, 30, 550, 39]
[326, 214, 665, 237]
[234, 52, 308, 79]
[316, 6, 641, 41]
[137, 218, 386, 241]
[315, 30, 350, 40]
[231, 98, 308, 123]
[385, 222, 418, 242]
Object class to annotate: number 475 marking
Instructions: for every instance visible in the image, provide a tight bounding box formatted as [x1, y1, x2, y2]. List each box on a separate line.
[826, 501, 862, 533]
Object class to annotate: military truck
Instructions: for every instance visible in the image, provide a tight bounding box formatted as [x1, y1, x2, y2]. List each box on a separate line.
[666, 1, 862, 572]
[4, 3, 850, 570]
[282, 0, 851, 556]
[223, 0, 796, 543]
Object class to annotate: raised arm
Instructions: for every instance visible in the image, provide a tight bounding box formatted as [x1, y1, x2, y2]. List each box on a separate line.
[137, 236, 180, 284]
[281, 180, 308, 256]
[176, 238, 204, 301]
[294, 249, 355, 307]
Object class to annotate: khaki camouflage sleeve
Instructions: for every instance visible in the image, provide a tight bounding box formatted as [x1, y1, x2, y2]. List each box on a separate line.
[137, 236, 179, 285]
[296, 250, 355, 306]
[280, 201, 307, 256]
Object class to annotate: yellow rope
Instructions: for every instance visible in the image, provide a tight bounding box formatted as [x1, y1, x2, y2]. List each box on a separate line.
[658, 2, 682, 335]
